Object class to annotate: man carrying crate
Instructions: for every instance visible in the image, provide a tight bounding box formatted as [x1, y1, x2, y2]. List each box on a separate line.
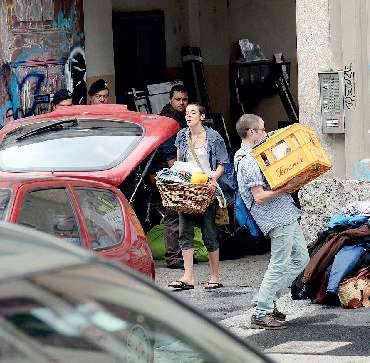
[235, 114, 309, 329]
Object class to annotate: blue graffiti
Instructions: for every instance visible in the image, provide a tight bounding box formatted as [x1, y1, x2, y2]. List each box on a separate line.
[18, 71, 46, 117]
[54, 10, 73, 32]
[12, 47, 48, 68]
[0, 47, 51, 125]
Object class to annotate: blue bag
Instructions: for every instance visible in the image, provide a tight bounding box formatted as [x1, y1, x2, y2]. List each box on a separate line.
[234, 156, 263, 238]
[234, 191, 263, 237]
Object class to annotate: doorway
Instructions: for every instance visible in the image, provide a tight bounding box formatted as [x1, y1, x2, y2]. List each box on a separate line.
[112, 10, 167, 106]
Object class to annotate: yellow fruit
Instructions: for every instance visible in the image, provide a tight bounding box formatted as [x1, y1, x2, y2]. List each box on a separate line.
[191, 172, 209, 184]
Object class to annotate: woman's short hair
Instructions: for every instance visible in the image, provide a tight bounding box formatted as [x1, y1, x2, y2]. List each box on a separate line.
[236, 114, 261, 139]
[187, 102, 206, 115]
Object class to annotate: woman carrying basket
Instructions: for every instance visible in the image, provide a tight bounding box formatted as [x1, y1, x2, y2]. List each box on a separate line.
[168, 103, 229, 290]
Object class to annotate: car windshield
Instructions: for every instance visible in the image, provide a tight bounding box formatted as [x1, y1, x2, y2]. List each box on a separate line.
[0, 119, 143, 172]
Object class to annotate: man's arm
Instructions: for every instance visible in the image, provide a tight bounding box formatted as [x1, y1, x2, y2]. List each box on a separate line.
[251, 175, 306, 204]
[250, 185, 288, 204]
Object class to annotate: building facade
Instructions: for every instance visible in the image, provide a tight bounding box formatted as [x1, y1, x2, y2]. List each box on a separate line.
[0, 0, 369, 181]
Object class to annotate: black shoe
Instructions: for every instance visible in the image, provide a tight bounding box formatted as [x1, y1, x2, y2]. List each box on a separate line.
[193, 257, 199, 264]
[166, 261, 184, 269]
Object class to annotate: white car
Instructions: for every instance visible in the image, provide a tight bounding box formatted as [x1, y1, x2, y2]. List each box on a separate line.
[0, 222, 273, 363]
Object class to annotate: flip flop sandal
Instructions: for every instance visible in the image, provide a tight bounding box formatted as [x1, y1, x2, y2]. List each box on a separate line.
[204, 282, 224, 290]
[168, 280, 195, 290]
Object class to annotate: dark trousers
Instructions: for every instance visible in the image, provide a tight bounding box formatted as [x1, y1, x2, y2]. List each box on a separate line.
[179, 203, 218, 252]
[164, 208, 182, 265]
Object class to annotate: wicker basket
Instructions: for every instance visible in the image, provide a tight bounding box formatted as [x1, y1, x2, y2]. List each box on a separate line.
[156, 180, 215, 214]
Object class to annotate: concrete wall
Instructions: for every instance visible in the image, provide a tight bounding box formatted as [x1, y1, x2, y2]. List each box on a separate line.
[231, 0, 297, 59]
[340, 0, 370, 179]
[296, 0, 370, 179]
[0, 0, 85, 124]
[230, 0, 298, 132]
[84, 0, 115, 103]
[296, 0, 344, 177]
[196, 0, 298, 134]
[198, 0, 230, 121]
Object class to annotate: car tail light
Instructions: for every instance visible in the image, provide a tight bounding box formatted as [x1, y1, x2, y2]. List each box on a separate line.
[127, 206, 146, 239]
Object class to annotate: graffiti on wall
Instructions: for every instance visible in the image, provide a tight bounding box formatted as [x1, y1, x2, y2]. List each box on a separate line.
[0, 0, 85, 126]
[343, 63, 356, 110]
[65, 46, 87, 105]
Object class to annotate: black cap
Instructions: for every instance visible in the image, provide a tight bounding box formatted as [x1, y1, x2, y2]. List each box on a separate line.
[88, 79, 109, 96]
[52, 89, 72, 105]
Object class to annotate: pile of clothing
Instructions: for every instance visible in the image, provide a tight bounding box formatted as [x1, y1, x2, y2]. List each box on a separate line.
[292, 201, 370, 308]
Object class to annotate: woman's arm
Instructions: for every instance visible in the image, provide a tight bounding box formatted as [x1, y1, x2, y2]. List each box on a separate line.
[209, 164, 224, 190]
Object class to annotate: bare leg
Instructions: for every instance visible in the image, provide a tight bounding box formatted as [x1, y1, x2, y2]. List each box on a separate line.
[179, 248, 195, 285]
[208, 249, 220, 283]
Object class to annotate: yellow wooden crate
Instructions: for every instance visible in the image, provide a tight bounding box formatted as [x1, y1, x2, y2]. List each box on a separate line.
[252, 123, 332, 191]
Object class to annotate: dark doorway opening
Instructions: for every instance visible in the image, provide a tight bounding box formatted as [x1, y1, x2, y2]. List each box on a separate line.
[112, 10, 167, 106]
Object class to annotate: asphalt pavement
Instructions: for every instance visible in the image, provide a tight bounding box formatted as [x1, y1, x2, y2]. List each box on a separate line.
[155, 254, 370, 363]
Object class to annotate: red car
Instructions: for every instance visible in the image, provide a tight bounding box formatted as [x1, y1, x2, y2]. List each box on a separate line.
[0, 104, 180, 278]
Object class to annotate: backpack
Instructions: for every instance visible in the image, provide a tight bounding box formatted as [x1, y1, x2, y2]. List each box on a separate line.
[234, 155, 263, 238]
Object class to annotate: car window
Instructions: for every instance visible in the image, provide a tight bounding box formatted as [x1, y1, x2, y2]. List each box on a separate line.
[0, 330, 30, 362]
[0, 119, 143, 172]
[75, 188, 124, 250]
[0, 189, 11, 221]
[0, 265, 265, 363]
[17, 188, 82, 247]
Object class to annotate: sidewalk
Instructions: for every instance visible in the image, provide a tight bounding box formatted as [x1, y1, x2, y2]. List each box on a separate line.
[156, 256, 370, 362]
[220, 294, 370, 363]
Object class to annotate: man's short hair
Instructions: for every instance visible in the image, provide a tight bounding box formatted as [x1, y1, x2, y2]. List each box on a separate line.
[88, 79, 109, 96]
[236, 114, 262, 139]
[169, 84, 187, 99]
[187, 102, 206, 116]
[52, 89, 72, 105]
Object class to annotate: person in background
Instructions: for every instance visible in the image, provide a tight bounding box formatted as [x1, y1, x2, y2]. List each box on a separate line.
[88, 79, 109, 104]
[234, 113, 309, 329]
[51, 89, 73, 111]
[159, 84, 189, 269]
[168, 102, 228, 290]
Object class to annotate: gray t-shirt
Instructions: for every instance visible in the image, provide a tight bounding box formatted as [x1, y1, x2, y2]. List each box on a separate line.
[234, 143, 301, 235]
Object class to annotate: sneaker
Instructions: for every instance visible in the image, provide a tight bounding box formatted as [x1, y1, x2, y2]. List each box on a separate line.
[272, 307, 286, 321]
[272, 302, 286, 321]
[250, 314, 288, 330]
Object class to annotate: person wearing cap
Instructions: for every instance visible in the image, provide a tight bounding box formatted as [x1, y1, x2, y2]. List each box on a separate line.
[88, 79, 109, 104]
[51, 89, 73, 111]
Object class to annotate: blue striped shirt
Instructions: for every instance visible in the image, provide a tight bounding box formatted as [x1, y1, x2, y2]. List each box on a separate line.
[234, 143, 301, 235]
